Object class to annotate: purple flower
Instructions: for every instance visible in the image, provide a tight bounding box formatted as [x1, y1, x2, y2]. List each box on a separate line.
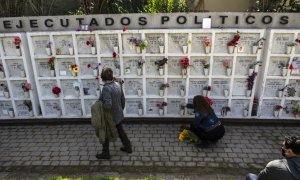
[247, 72, 257, 90]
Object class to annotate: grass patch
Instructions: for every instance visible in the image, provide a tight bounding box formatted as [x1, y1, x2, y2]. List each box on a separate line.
[48, 177, 162, 180]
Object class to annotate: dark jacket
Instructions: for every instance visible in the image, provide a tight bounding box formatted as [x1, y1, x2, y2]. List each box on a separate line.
[100, 81, 125, 125]
[258, 157, 300, 180]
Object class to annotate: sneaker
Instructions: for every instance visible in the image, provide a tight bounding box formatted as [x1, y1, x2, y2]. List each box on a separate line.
[96, 153, 111, 159]
[120, 147, 132, 154]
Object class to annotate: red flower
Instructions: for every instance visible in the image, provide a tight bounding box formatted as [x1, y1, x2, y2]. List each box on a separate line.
[227, 33, 240, 46]
[204, 96, 213, 105]
[87, 64, 92, 68]
[275, 105, 283, 110]
[180, 57, 190, 69]
[71, 64, 77, 68]
[52, 86, 61, 95]
[14, 36, 21, 46]
[86, 41, 90, 46]
[122, 26, 126, 32]
[112, 51, 117, 58]
[295, 39, 300, 43]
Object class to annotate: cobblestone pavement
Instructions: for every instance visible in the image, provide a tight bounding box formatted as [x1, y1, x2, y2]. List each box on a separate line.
[0, 123, 299, 179]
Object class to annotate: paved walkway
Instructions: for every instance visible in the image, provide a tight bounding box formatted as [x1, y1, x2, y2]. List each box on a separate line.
[0, 123, 299, 179]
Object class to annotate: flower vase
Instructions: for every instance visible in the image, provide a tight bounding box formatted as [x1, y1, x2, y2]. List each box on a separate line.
[252, 46, 258, 54]
[246, 90, 252, 97]
[204, 46, 211, 54]
[138, 108, 143, 116]
[224, 89, 229, 97]
[159, 109, 164, 116]
[243, 109, 248, 117]
[8, 110, 14, 117]
[286, 46, 293, 54]
[182, 46, 188, 54]
[137, 68, 142, 76]
[180, 89, 185, 97]
[16, 48, 21, 56]
[204, 68, 209, 76]
[248, 68, 254, 76]
[75, 90, 80, 97]
[93, 69, 98, 76]
[69, 48, 74, 55]
[0, 72, 4, 79]
[228, 46, 235, 54]
[159, 68, 164, 76]
[24, 91, 29, 98]
[180, 109, 185, 116]
[46, 48, 51, 56]
[72, 72, 77, 77]
[282, 68, 288, 76]
[159, 90, 164, 97]
[226, 68, 232, 76]
[29, 111, 34, 117]
[202, 90, 208, 96]
[159, 46, 164, 54]
[20, 70, 26, 77]
[4, 91, 10, 98]
[55, 94, 59, 98]
[91, 47, 96, 54]
[182, 68, 187, 76]
[57, 110, 62, 117]
[96, 90, 100, 97]
[115, 68, 120, 76]
[274, 110, 279, 117]
[136, 47, 141, 54]
[137, 89, 142, 97]
[50, 70, 55, 77]
[113, 46, 119, 53]
[278, 90, 283, 97]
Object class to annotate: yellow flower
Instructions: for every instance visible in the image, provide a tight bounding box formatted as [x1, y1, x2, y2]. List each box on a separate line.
[73, 67, 80, 73]
[187, 40, 192, 44]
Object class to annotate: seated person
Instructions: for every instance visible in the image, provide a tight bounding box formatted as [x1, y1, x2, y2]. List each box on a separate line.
[186, 95, 225, 148]
[246, 136, 300, 180]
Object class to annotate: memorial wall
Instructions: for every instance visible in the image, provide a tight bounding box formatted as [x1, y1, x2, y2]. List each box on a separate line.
[0, 13, 299, 120]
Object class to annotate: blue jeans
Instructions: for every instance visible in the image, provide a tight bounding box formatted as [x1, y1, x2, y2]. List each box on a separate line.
[245, 173, 258, 180]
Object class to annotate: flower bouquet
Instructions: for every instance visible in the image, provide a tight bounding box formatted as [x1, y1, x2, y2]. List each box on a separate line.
[278, 61, 289, 76]
[0, 63, 5, 79]
[87, 63, 101, 76]
[227, 32, 240, 54]
[286, 41, 298, 54]
[22, 82, 32, 98]
[138, 102, 143, 116]
[52, 86, 61, 98]
[159, 83, 169, 96]
[179, 103, 186, 116]
[48, 57, 55, 76]
[137, 58, 145, 75]
[292, 101, 300, 118]
[158, 37, 164, 53]
[203, 85, 211, 96]
[178, 128, 199, 144]
[243, 108, 249, 117]
[274, 105, 283, 117]
[14, 36, 22, 56]
[157, 101, 167, 116]
[0, 83, 9, 98]
[23, 100, 33, 116]
[248, 61, 262, 75]
[202, 37, 212, 54]
[69, 64, 79, 77]
[154, 58, 168, 75]
[223, 60, 232, 76]
[46, 41, 52, 55]
[252, 38, 266, 54]
[86, 36, 96, 54]
[246, 72, 257, 97]
[202, 60, 210, 76]
[221, 106, 231, 116]
[67, 42, 74, 55]
[180, 57, 190, 76]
